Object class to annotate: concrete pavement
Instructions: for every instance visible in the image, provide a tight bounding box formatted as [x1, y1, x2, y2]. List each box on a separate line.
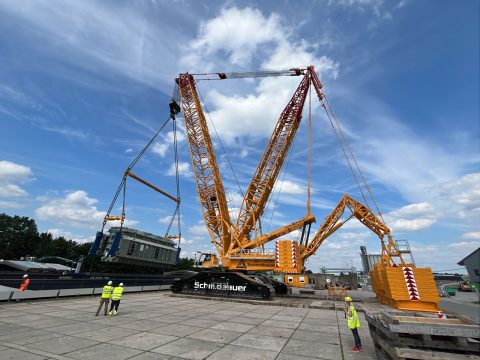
[440, 291, 480, 323]
[0, 292, 376, 359]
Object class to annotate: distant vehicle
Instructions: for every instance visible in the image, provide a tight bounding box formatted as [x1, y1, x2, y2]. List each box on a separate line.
[458, 281, 472, 292]
[438, 285, 448, 297]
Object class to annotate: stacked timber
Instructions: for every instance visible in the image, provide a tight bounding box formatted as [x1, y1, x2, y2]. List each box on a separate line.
[366, 311, 480, 360]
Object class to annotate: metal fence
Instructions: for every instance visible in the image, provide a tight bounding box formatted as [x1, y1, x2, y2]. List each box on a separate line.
[0, 284, 171, 302]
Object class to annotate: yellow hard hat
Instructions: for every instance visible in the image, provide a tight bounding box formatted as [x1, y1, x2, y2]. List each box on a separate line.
[344, 296, 352, 302]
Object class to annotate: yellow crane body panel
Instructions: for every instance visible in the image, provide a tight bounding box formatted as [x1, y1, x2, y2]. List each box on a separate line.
[226, 253, 276, 271]
[284, 274, 308, 288]
[371, 263, 440, 312]
[275, 240, 304, 273]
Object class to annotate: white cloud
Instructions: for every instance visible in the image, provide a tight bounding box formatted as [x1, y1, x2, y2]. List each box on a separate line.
[125, 148, 133, 153]
[0, 1, 181, 93]
[0, 200, 24, 209]
[151, 142, 169, 157]
[389, 202, 435, 218]
[36, 190, 104, 228]
[0, 184, 28, 197]
[382, 202, 437, 233]
[433, 173, 480, 220]
[0, 160, 32, 181]
[159, 215, 173, 225]
[389, 218, 436, 233]
[167, 161, 192, 177]
[274, 179, 305, 195]
[0, 160, 33, 198]
[461, 232, 480, 240]
[187, 7, 282, 67]
[330, 0, 398, 20]
[181, 6, 339, 144]
[189, 223, 209, 237]
[159, 214, 183, 226]
[46, 228, 95, 243]
[151, 130, 186, 158]
[448, 241, 480, 249]
[35, 190, 138, 229]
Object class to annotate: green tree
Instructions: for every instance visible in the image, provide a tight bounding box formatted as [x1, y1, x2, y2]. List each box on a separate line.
[176, 257, 195, 270]
[0, 213, 39, 259]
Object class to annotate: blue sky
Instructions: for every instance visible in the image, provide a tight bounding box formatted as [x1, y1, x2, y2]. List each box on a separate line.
[0, 0, 478, 273]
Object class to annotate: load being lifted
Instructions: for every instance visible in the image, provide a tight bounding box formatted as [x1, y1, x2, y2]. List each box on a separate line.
[171, 66, 439, 311]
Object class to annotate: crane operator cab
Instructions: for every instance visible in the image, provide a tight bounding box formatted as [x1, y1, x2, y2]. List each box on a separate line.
[194, 252, 220, 269]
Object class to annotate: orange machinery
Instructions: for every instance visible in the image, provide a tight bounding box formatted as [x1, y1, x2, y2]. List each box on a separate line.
[174, 66, 439, 311]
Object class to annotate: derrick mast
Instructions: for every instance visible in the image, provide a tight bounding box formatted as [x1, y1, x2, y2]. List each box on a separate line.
[173, 66, 439, 311]
[234, 70, 314, 247]
[176, 67, 320, 264]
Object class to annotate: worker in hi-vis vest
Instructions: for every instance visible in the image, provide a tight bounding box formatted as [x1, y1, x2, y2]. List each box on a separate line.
[344, 296, 363, 352]
[19, 274, 30, 291]
[95, 281, 113, 316]
[108, 283, 124, 316]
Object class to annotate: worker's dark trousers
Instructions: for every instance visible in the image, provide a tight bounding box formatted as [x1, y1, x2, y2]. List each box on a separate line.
[96, 298, 109, 316]
[110, 300, 121, 312]
[351, 328, 362, 348]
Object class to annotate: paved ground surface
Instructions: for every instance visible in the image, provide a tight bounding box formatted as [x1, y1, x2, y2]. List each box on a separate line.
[0, 292, 375, 360]
[440, 291, 480, 323]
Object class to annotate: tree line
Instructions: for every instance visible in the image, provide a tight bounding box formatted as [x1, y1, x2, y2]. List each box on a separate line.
[0, 213, 194, 273]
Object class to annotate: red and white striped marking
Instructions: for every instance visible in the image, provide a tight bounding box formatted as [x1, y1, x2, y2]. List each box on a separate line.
[275, 241, 280, 267]
[403, 267, 420, 300]
[292, 241, 298, 268]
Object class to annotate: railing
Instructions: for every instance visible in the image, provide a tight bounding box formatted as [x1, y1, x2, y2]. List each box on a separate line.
[0, 284, 172, 302]
[0, 272, 177, 291]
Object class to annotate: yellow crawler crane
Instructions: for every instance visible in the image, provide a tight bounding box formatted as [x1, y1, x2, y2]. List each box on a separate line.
[173, 66, 440, 311]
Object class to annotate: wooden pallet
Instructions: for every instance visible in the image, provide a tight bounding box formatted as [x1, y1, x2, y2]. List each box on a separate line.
[366, 311, 480, 360]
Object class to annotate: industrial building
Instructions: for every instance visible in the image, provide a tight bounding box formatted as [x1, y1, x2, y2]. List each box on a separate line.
[458, 247, 480, 283]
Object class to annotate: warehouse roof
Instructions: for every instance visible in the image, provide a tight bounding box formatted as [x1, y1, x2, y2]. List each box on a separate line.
[458, 247, 480, 266]
[0, 259, 72, 272]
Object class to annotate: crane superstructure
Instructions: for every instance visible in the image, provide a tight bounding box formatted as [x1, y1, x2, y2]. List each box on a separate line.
[172, 66, 440, 312]
[175, 67, 319, 272]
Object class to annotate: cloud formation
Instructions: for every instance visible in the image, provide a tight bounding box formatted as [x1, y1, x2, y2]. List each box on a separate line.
[35, 190, 137, 229]
[181, 6, 339, 144]
[0, 160, 33, 201]
[0, 1, 181, 93]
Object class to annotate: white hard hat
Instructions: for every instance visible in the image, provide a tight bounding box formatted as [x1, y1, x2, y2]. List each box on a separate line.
[23, 274, 28, 278]
[119, 283, 124, 287]
[107, 281, 112, 286]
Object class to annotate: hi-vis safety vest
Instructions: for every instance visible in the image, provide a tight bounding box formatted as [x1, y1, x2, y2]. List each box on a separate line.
[347, 305, 361, 329]
[101, 285, 113, 299]
[111, 287, 124, 300]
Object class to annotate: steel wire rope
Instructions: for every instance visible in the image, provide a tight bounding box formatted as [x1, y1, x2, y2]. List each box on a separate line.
[171, 111, 182, 243]
[169, 84, 182, 243]
[102, 114, 173, 231]
[320, 100, 372, 210]
[323, 95, 385, 223]
[196, 84, 244, 198]
[307, 82, 312, 215]
[265, 128, 298, 237]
